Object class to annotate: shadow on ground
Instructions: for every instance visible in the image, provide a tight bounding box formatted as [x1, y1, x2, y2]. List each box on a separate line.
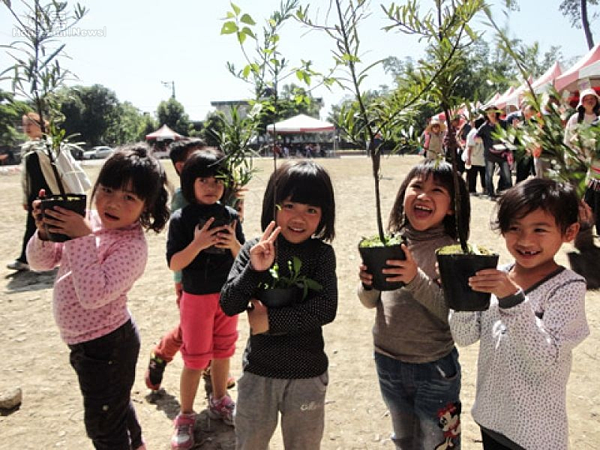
[145, 390, 235, 449]
[4, 268, 57, 293]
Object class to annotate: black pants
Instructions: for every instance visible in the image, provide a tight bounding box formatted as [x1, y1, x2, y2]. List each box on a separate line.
[515, 155, 535, 183]
[19, 152, 51, 263]
[584, 186, 600, 235]
[481, 428, 524, 450]
[69, 320, 143, 450]
[467, 166, 486, 193]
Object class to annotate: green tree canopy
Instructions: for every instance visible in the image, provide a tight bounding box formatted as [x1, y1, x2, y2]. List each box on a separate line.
[156, 98, 191, 137]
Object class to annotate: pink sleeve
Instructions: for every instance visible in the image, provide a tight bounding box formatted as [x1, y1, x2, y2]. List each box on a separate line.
[423, 132, 431, 149]
[26, 231, 63, 271]
[63, 235, 148, 310]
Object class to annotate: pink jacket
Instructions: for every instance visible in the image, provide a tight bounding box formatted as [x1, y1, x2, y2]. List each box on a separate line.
[26, 211, 147, 345]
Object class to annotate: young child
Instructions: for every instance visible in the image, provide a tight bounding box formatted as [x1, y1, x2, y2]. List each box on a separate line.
[449, 178, 589, 450]
[220, 160, 337, 449]
[145, 138, 203, 391]
[26, 143, 170, 450]
[168, 150, 244, 449]
[358, 161, 469, 450]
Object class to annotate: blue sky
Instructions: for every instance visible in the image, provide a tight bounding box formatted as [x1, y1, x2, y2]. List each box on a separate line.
[0, 1, 595, 121]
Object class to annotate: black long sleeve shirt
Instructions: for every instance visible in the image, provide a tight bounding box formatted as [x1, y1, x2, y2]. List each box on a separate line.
[220, 236, 337, 379]
[166, 203, 244, 295]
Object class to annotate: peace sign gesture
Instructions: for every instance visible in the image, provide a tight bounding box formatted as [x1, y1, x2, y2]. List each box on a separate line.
[250, 220, 281, 272]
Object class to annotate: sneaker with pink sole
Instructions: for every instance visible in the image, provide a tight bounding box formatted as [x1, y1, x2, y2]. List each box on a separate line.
[208, 394, 235, 426]
[171, 413, 196, 449]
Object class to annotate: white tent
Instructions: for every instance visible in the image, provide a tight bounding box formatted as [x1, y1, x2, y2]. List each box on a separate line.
[266, 114, 335, 134]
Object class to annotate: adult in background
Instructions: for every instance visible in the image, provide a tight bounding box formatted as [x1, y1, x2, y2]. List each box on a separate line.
[465, 116, 486, 195]
[477, 105, 511, 199]
[7, 112, 91, 271]
[564, 89, 600, 244]
[507, 104, 537, 183]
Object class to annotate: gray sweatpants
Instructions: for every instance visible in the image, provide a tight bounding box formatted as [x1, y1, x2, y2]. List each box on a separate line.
[234, 371, 328, 450]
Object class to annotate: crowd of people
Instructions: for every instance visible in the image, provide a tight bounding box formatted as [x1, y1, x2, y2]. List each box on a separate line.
[420, 88, 600, 202]
[5, 93, 598, 449]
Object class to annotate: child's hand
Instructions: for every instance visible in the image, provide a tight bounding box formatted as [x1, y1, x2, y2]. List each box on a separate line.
[32, 189, 49, 240]
[359, 263, 373, 286]
[247, 299, 269, 335]
[42, 205, 92, 239]
[468, 269, 520, 299]
[214, 220, 241, 255]
[193, 217, 222, 252]
[250, 221, 281, 272]
[382, 243, 418, 284]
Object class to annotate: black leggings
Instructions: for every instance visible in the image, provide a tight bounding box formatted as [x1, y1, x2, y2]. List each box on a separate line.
[481, 428, 524, 450]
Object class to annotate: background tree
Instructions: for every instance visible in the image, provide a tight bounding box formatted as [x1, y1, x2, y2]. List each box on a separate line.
[56, 84, 120, 146]
[0, 89, 29, 147]
[156, 97, 191, 137]
[560, 0, 598, 49]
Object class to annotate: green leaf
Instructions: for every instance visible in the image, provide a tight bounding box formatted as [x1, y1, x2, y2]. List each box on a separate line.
[220, 21, 238, 35]
[241, 27, 256, 40]
[240, 13, 256, 25]
[230, 2, 241, 16]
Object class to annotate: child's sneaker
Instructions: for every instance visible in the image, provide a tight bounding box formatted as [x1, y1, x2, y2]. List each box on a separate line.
[145, 353, 167, 391]
[171, 413, 195, 449]
[208, 394, 235, 426]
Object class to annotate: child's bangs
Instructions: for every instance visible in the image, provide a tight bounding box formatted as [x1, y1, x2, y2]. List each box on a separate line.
[280, 176, 328, 209]
[98, 162, 154, 201]
[413, 163, 454, 193]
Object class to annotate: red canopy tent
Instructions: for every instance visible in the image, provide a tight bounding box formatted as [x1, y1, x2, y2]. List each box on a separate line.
[555, 43, 600, 92]
[531, 61, 563, 92]
[145, 124, 185, 142]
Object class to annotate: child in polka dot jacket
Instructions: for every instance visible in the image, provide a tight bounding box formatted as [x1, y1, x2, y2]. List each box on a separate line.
[221, 160, 337, 450]
[449, 178, 589, 450]
[26, 144, 170, 450]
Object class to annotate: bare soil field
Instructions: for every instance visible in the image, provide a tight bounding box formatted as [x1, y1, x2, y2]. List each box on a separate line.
[0, 155, 598, 449]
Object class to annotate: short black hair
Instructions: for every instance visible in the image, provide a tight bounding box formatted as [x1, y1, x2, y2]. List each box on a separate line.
[494, 178, 579, 235]
[180, 149, 227, 204]
[261, 160, 336, 241]
[169, 138, 206, 174]
[92, 142, 170, 232]
[388, 161, 470, 240]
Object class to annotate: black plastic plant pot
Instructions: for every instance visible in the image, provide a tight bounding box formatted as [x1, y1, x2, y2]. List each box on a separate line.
[198, 206, 234, 255]
[436, 251, 499, 311]
[358, 244, 406, 291]
[40, 194, 87, 242]
[257, 287, 299, 308]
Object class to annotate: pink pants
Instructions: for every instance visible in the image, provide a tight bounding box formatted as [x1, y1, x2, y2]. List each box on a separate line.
[179, 291, 238, 370]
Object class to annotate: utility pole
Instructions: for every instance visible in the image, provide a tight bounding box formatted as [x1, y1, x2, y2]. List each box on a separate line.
[161, 80, 176, 99]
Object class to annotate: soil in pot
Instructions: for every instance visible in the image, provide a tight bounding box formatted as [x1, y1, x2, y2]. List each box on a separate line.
[41, 194, 87, 242]
[358, 239, 406, 291]
[256, 287, 299, 308]
[436, 246, 499, 311]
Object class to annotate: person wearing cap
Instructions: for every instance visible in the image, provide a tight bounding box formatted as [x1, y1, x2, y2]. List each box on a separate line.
[564, 88, 600, 243]
[564, 88, 600, 147]
[476, 105, 511, 198]
[422, 117, 445, 161]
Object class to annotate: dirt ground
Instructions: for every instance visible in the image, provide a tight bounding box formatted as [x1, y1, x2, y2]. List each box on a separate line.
[0, 155, 598, 449]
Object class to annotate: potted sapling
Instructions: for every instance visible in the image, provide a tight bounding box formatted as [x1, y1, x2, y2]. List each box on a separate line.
[257, 256, 322, 308]
[383, 0, 499, 310]
[222, 1, 324, 306]
[3, 0, 90, 242]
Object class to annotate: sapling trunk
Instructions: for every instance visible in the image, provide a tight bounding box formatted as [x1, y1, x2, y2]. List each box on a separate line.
[442, 106, 469, 254]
